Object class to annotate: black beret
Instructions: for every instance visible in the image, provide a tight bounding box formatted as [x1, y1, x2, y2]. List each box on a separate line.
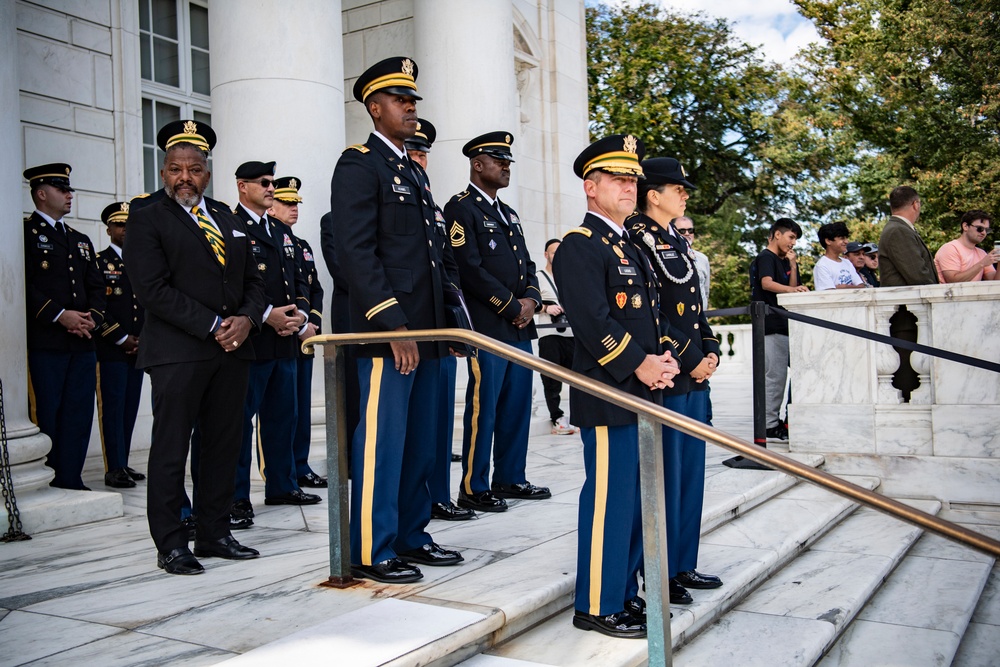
[640, 157, 695, 189]
[353, 56, 421, 103]
[573, 135, 645, 179]
[235, 161, 276, 179]
[101, 201, 131, 225]
[463, 131, 515, 161]
[156, 119, 217, 153]
[273, 176, 303, 203]
[23, 163, 74, 191]
[405, 118, 437, 152]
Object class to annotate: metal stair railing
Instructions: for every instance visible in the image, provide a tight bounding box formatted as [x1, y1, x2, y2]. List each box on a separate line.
[304, 329, 1000, 667]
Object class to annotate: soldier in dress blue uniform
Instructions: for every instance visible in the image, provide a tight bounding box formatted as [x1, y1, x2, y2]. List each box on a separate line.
[232, 161, 320, 514]
[267, 176, 327, 489]
[332, 56, 464, 583]
[446, 131, 549, 513]
[23, 163, 106, 490]
[95, 201, 146, 489]
[405, 119, 474, 523]
[629, 157, 724, 604]
[553, 135, 680, 639]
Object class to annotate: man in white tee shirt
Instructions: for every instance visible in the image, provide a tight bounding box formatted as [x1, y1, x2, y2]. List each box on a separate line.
[814, 222, 866, 291]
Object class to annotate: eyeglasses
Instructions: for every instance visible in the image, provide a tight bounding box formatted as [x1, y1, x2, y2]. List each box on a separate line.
[244, 178, 274, 189]
[675, 227, 695, 235]
[971, 225, 989, 234]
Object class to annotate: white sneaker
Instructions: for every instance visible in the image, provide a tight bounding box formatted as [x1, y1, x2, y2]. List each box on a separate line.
[551, 417, 576, 435]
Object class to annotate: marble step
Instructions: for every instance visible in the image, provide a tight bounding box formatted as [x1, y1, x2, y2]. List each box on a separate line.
[474, 475, 881, 667]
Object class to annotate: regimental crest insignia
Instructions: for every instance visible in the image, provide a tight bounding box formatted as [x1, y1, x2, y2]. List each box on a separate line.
[623, 135, 638, 154]
[450, 221, 466, 247]
[401, 58, 414, 76]
[677, 302, 685, 317]
[631, 293, 642, 309]
[290, 178, 298, 189]
[183, 120, 198, 135]
[616, 292, 627, 309]
[613, 245, 624, 259]
[120, 202, 129, 213]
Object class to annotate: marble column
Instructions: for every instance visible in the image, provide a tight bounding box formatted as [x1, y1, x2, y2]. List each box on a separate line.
[208, 0, 346, 466]
[413, 0, 519, 203]
[4, 2, 122, 535]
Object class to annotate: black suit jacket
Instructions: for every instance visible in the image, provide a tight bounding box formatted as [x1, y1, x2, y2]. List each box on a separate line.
[553, 214, 663, 427]
[234, 205, 309, 360]
[445, 186, 540, 342]
[330, 134, 456, 359]
[24, 212, 105, 352]
[94, 247, 144, 363]
[124, 196, 266, 369]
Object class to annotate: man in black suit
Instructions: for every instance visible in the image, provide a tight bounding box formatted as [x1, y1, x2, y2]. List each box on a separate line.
[445, 132, 547, 513]
[94, 201, 146, 489]
[22, 163, 106, 491]
[331, 56, 463, 583]
[232, 161, 319, 515]
[125, 120, 265, 575]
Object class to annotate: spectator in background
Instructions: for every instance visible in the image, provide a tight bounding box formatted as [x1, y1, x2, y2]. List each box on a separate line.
[536, 238, 578, 436]
[860, 243, 880, 287]
[814, 222, 865, 290]
[845, 241, 875, 288]
[674, 216, 710, 310]
[750, 218, 809, 441]
[934, 210, 999, 283]
[879, 186, 937, 286]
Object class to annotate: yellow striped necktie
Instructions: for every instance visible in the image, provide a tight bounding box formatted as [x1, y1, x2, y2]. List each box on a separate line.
[191, 205, 225, 266]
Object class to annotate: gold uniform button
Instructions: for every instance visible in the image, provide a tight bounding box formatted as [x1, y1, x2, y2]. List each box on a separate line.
[69, 267, 74, 271]
[428, 240, 433, 247]
[520, 275, 524, 280]
[431, 261, 436, 267]
[513, 245, 518, 250]
[628, 279, 633, 285]
[399, 196, 404, 201]
[690, 286, 696, 293]
[694, 323, 700, 329]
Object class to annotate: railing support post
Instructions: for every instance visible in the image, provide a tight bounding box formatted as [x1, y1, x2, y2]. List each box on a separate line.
[725, 302, 771, 469]
[320, 344, 355, 588]
[638, 414, 672, 667]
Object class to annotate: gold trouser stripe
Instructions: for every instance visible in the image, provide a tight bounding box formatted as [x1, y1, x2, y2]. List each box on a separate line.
[256, 415, 267, 481]
[462, 357, 483, 495]
[598, 333, 631, 366]
[365, 298, 398, 321]
[589, 426, 610, 615]
[361, 358, 383, 565]
[96, 362, 109, 472]
[26, 358, 37, 425]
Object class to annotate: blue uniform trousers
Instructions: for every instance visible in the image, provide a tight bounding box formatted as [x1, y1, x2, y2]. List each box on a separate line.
[293, 355, 316, 478]
[28, 350, 96, 490]
[460, 341, 533, 494]
[428, 356, 457, 504]
[576, 425, 643, 616]
[662, 390, 708, 577]
[235, 358, 299, 499]
[96, 360, 144, 471]
[350, 357, 440, 565]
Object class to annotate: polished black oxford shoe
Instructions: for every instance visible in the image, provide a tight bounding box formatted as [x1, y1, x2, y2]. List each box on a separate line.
[182, 515, 197, 541]
[351, 557, 423, 583]
[491, 482, 551, 500]
[430, 502, 476, 521]
[230, 499, 254, 529]
[193, 535, 260, 560]
[399, 542, 464, 566]
[124, 466, 146, 481]
[104, 468, 136, 489]
[265, 489, 322, 505]
[625, 595, 671, 621]
[297, 472, 327, 488]
[572, 610, 647, 639]
[674, 569, 723, 589]
[157, 547, 204, 575]
[457, 490, 508, 512]
[669, 578, 693, 605]
[233, 498, 255, 518]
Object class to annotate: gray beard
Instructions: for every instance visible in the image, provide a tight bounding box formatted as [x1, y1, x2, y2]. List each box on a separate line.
[165, 184, 202, 208]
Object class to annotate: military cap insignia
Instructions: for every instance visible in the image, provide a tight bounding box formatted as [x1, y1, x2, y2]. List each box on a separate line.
[290, 178, 298, 189]
[681, 165, 688, 178]
[631, 293, 643, 309]
[623, 135, 638, 154]
[677, 303, 685, 316]
[450, 221, 466, 247]
[65, 166, 71, 175]
[416, 121, 422, 131]
[616, 292, 627, 309]
[505, 134, 512, 144]
[401, 58, 414, 76]
[613, 245, 624, 259]
[120, 202, 130, 213]
[183, 120, 198, 135]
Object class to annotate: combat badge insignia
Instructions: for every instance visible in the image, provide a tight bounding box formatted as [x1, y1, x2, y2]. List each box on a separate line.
[613, 245, 624, 259]
[631, 293, 642, 309]
[677, 302, 685, 316]
[616, 292, 627, 309]
[450, 221, 466, 247]
[108, 262, 116, 272]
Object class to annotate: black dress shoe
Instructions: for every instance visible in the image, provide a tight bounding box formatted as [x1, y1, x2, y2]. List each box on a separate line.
[182, 516, 197, 541]
[157, 547, 204, 575]
[451, 453, 463, 462]
[399, 542, 464, 566]
[194, 535, 260, 560]
[230, 500, 254, 529]
[457, 490, 508, 512]
[124, 466, 146, 481]
[491, 482, 552, 500]
[669, 578, 693, 605]
[104, 468, 136, 489]
[265, 489, 322, 505]
[674, 569, 723, 589]
[351, 558, 423, 583]
[297, 472, 328, 488]
[233, 498, 255, 518]
[625, 596, 671, 621]
[572, 610, 646, 639]
[430, 502, 476, 521]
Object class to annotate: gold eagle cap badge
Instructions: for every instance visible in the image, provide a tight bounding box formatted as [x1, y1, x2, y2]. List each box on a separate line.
[623, 135, 638, 155]
[183, 120, 198, 135]
[290, 178, 298, 189]
[401, 58, 414, 76]
[505, 134, 512, 144]
[120, 202, 129, 213]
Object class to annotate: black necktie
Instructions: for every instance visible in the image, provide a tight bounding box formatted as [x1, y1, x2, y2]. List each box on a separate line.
[494, 200, 506, 224]
[54, 220, 66, 236]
